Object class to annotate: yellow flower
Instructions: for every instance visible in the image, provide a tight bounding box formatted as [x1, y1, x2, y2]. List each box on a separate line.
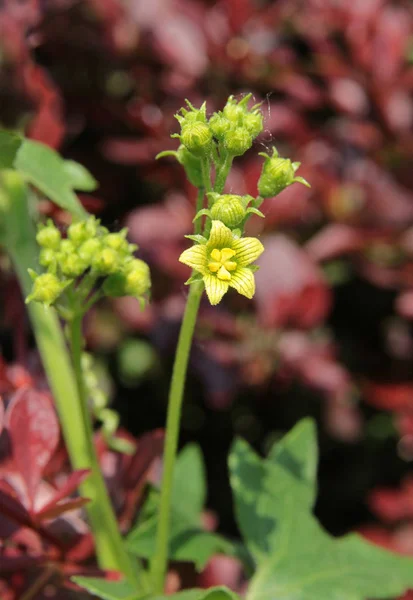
[179, 220, 264, 305]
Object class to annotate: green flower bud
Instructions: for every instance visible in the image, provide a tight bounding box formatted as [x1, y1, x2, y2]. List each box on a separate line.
[59, 239, 76, 255]
[243, 111, 263, 138]
[258, 148, 310, 198]
[36, 222, 61, 250]
[26, 272, 67, 307]
[223, 101, 244, 125]
[59, 252, 88, 278]
[68, 219, 98, 245]
[224, 128, 253, 156]
[175, 100, 207, 127]
[92, 247, 119, 274]
[209, 113, 232, 141]
[104, 231, 129, 253]
[180, 122, 212, 157]
[78, 238, 101, 262]
[210, 194, 247, 228]
[124, 259, 151, 297]
[39, 248, 57, 270]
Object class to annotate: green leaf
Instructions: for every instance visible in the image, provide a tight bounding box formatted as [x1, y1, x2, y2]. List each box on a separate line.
[230, 418, 413, 600]
[127, 444, 233, 570]
[153, 587, 240, 600]
[14, 140, 88, 218]
[267, 417, 318, 509]
[63, 159, 98, 191]
[0, 130, 23, 169]
[72, 577, 140, 600]
[172, 444, 206, 517]
[229, 422, 314, 564]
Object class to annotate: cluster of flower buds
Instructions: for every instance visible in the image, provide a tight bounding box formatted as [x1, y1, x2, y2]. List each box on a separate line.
[26, 216, 151, 310]
[158, 95, 310, 305]
[170, 95, 263, 161]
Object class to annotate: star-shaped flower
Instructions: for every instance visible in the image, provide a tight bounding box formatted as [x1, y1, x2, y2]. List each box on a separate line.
[179, 220, 264, 305]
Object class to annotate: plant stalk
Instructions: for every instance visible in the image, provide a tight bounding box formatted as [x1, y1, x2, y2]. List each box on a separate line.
[150, 280, 203, 592]
[68, 315, 139, 584]
[214, 153, 233, 194]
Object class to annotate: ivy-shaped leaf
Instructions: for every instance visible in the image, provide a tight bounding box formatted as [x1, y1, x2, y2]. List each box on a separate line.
[14, 139, 91, 218]
[127, 444, 233, 571]
[230, 418, 413, 600]
[71, 577, 140, 600]
[229, 419, 315, 565]
[72, 578, 239, 600]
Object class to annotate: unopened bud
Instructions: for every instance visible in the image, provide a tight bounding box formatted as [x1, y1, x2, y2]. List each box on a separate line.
[92, 248, 119, 274]
[181, 122, 212, 157]
[224, 128, 253, 157]
[26, 272, 67, 307]
[258, 148, 310, 198]
[36, 222, 61, 250]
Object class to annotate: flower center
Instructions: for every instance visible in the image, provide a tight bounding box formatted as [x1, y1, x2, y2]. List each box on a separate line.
[208, 248, 237, 281]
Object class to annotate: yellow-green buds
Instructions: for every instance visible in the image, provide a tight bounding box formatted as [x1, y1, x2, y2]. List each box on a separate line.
[92, 247, 119, 275]
[27, 215, 151, 312]
[68, 217, 99, 245]
[124, 259, 151, 297]
[258, 148, 310, 198]
[194, 193, 264, 229]
[36, 221, 61, 249]
[59, 253, 88, 278]
[224, 128, 253, 157]
[78, 238, 101, 262]
[26, 271, 69, 307]
[156, 145, 203, 188]
[180, 122, 212, 157]
[209, 114, 232, 141]
[103, 258, 151, 300]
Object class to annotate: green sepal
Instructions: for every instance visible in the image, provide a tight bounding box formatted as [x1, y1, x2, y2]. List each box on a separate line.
[185, 234, 207, 244]
[185, 272, 203, 285]
[192, 209, 211, 222]
[246, 207, 265, 219]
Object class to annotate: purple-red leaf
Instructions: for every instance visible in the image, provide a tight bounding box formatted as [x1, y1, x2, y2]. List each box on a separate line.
[6, 388, 60, 509]
[35, 469, 90, 519]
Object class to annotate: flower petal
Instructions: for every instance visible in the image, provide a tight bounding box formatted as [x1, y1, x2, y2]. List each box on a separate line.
[206, 220, 234, 250]
[179, 244, 207, 273]
[232, 237, 264, 266]
[203, 273, 229, 305]
[228, 267, 255, 299]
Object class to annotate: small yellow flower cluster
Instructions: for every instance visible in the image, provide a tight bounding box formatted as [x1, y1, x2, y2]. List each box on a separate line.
[26, 216, 151, 309]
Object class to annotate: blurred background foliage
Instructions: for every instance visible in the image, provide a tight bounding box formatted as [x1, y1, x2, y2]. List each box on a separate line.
[2, 0, 413, 576]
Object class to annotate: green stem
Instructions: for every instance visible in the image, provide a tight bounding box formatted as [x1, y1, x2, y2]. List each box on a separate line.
[194, 187, 205, 235]
[68, 315, 139, 585]
[201, 158, 212, 193]
[0, 172, 140, 587]
[150, 280, 204, 592]
[213, 152, 233, 194]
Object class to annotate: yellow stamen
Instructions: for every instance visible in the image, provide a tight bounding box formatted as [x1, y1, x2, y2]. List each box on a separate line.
[217, 266, 231, 281]
[210, 249, 222, 261]
[208, 247, 237, 279]
[208, 261, 221, 272]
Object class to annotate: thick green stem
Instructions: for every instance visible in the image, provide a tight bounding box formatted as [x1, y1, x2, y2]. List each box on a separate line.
[68, 316, 139, 585]
[201, 158, 212, 193]
[194, 187, 205, 235]
[150, 281, 203, 592]
[0, 172, 139, 587]
[214, 153, 233, 194]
